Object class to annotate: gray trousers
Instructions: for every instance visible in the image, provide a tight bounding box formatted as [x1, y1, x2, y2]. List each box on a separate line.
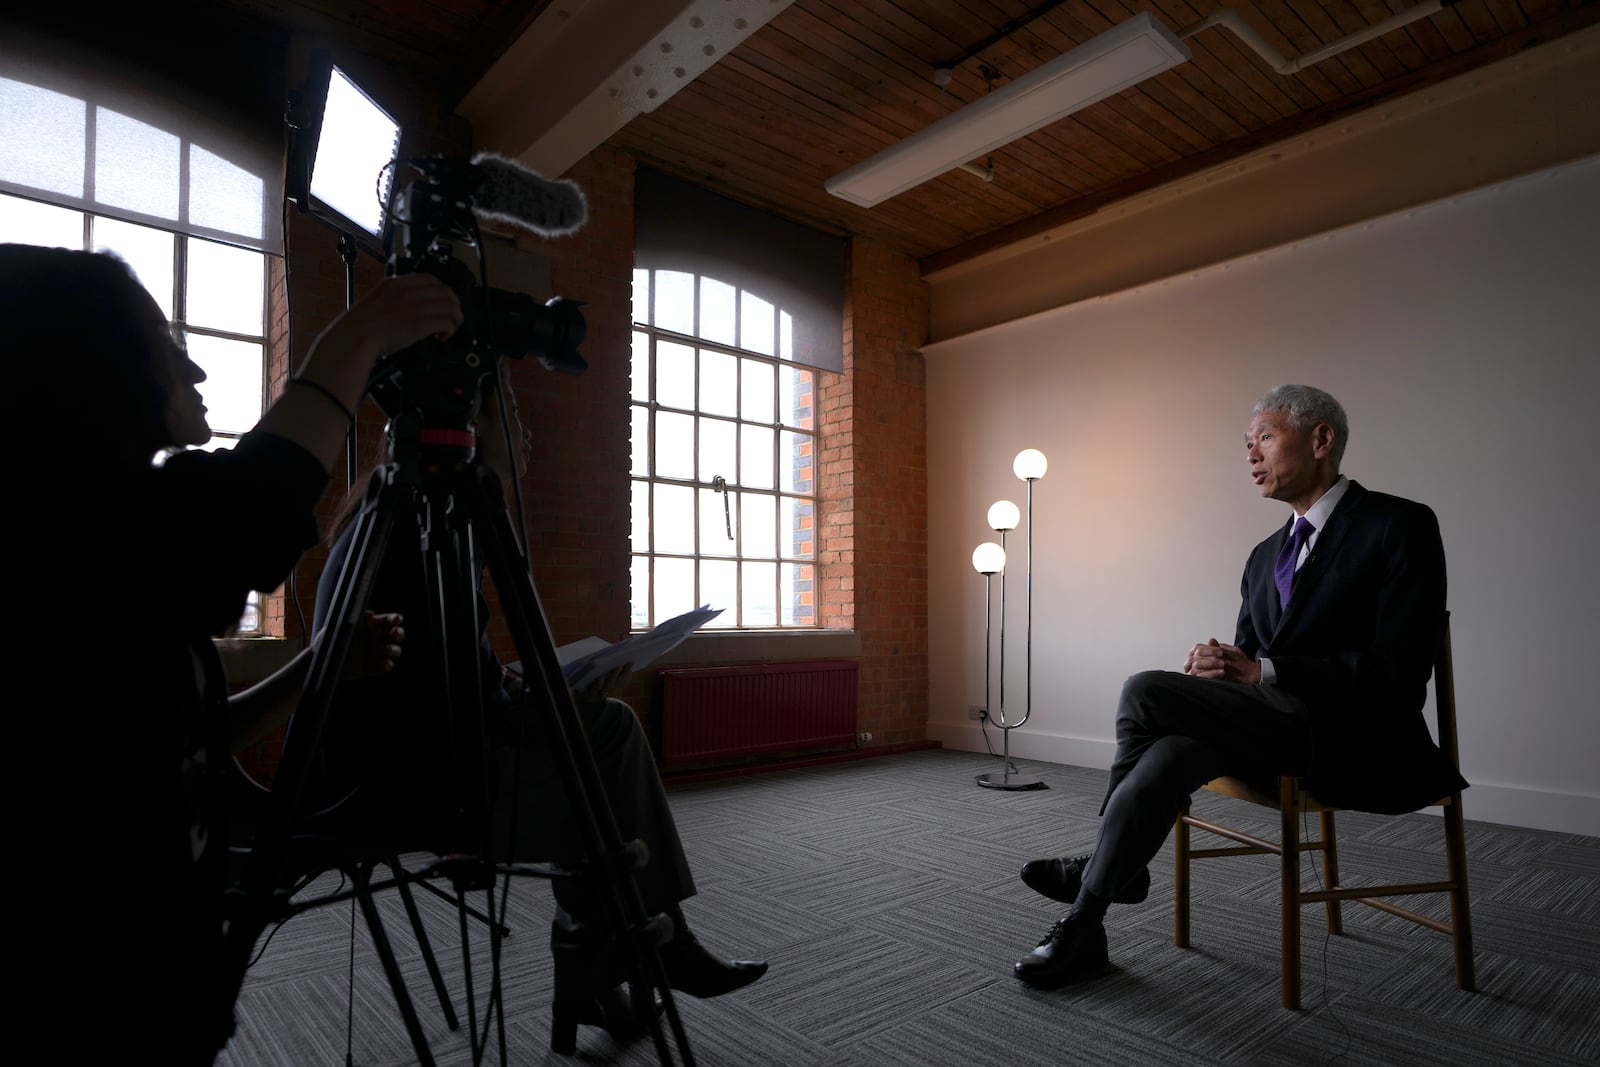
[492, 697, 695, 916]
[1081, 671, 1312, 902]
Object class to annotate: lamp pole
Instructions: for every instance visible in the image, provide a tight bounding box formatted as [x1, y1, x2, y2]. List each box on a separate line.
[975, 450, 1047, 790]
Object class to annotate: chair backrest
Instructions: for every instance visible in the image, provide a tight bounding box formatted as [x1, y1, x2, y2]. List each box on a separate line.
[1432, 612, 1461, 770]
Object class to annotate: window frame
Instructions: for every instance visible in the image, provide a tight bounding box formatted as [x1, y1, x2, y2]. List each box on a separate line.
[630, 267, 821, 632]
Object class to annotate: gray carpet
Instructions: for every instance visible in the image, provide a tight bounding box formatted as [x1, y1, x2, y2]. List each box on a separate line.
[216, 749, 1600, 1066]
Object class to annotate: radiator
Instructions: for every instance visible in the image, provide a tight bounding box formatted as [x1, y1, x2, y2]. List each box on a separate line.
[657, 659, 859, 768]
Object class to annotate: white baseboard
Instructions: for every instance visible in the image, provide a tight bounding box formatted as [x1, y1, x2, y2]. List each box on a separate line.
[926, 721, 1598, 838]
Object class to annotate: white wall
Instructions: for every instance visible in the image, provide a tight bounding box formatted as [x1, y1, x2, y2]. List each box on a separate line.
[923, 155, 1600, 836]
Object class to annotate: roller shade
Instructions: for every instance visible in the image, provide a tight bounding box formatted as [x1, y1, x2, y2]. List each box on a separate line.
[635, 166, 844, 373]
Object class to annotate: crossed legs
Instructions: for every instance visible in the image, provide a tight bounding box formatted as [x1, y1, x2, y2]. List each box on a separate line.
[1014, 670, 1311, 986]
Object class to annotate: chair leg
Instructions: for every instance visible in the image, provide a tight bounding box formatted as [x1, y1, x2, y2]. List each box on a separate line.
[1443, 796, 1477, 992]
[1174, 813, 1192, 948]
[1279, 777, 1302, 1011]
[1319, 810, 1343, 936]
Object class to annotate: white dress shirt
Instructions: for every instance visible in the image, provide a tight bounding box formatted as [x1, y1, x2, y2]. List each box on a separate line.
[1259, 475, 1350, 685]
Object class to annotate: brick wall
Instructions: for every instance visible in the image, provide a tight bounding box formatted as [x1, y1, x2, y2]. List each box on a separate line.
[837, 240, 931, 748]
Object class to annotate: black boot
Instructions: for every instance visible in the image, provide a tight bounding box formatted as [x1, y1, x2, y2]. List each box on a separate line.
[657, 903, 768, 999]
[548, 908, 656, 1054]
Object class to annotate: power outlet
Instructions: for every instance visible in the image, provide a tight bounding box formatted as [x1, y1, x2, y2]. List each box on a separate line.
[969, 705, 987, 721]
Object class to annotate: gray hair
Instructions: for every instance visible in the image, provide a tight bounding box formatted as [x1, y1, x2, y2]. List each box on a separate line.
[1253, 384, 1349, 468]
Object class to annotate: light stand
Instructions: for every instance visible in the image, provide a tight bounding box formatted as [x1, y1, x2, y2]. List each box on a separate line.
[973, 449, 1048, 790]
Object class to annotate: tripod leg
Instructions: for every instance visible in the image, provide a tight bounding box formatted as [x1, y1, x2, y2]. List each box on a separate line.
[354, 862, 438, 1067]
[467, 465, 694, 1067]
[388, 857, 461, 1032]
[221, 468, 409, 1008]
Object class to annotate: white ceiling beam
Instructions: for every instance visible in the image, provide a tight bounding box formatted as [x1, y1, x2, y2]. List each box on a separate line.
[458, 0, 794, 178]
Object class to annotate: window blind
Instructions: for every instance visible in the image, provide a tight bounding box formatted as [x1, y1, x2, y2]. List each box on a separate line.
[0, 25, 284, 254]
[635, 166, 845, 373]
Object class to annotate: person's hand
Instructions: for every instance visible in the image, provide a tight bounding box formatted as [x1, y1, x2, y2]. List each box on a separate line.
[346, 610, 404, 679]
[575, 664, 631, 705]
[1184, 637, 1261, 684]
[317, 272, 464, 369]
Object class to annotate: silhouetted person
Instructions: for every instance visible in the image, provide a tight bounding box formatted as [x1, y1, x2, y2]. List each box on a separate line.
[4, 242, 462, 1062]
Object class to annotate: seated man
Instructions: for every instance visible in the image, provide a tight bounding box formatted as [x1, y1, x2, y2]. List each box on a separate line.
[299, 375, 765, 1041]
[1013, 383, 1468, 987]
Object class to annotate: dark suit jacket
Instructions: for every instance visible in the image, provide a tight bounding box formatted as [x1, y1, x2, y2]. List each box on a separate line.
[1235, 480, 1469, 813]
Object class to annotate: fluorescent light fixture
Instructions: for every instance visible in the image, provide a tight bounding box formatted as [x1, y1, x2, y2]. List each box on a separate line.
[825, 13, 1191, 208]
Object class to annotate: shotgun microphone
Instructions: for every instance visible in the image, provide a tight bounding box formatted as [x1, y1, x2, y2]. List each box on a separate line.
[468, 151, 588, 238]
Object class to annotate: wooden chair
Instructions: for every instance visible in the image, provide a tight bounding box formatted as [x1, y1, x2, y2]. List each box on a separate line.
[1172, 614, 1475, 1009]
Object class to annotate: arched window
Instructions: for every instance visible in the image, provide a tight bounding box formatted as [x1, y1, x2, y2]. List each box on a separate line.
[630, 268, 818, 629]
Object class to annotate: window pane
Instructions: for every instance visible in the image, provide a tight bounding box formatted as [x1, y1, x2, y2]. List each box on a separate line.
[741, 561, 777, 627]
[189, 144, 265, 240]
[698, 416, 735, 483]
[701, 559, 736, 621]
[0, 79, 86, 197]
[740, 491, 776, 559]
[779, 309, 794, 363]
[632, 268, 649, 326]
[782, 495, 814, 559]
[780, 365, 814, 429]
[779, 430, 812, 493]
[699, 348, 736, 417]
[652, 483, 695, 554]
[740, 290, 774, 355]
[630, 406, 649, 477]
[656, 340, 695, 410]
[782, 562, 815, 626]
[187, 334, 263, 434]
[237, 590, 261, 634]
[741, 358, 773, 422]
[699, 486, 734, 558]
[654, 556, 694, 622]
[187, 237, 264, 333]
[699, 277, 736, 346]
[0, 193, 81, 248]
[654, 270, 694, 335]
[630, 330, 649, 402]
[654, 410, 693, 479]
[95, 106, 180, 219]
[630, 555, 649, 628]
[630, 479, 649, 552]
[92, 217, 174, 318]
[740, 424, 775, 489]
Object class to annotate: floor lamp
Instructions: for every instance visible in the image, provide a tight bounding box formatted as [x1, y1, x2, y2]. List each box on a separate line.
[973, 448, 1048, 790]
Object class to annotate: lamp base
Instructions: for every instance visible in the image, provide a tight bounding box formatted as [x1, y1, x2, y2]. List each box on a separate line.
[975, 770, 1047, 791]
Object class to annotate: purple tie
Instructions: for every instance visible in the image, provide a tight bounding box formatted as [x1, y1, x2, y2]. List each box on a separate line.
[1274, 517, 1316, 609]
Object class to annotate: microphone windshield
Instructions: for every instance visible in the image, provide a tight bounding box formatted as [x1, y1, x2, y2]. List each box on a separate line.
[469, 151, 588, 238]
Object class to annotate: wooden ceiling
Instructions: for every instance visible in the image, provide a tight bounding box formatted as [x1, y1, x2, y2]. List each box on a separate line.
[18, 0, 1597, 268]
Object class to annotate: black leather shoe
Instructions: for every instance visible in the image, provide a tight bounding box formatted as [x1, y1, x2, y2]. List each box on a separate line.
[1013, 913, 1111, 987]
[1019, 853, 1149, 905]
[659, 933, 768, 999]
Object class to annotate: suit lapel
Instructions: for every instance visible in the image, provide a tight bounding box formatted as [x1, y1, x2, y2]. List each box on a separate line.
[1273, 480, 1366, 637]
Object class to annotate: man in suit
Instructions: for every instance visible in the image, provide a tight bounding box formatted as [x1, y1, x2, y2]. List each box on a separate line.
[1012, 383, 1468, 987]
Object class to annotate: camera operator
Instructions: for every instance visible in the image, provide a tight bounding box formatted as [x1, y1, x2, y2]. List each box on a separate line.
[3, 242, 461, 1064]
[303, 372, 767, 1049]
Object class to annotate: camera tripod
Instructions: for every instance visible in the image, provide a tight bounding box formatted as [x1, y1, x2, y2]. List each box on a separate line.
[219, 406, 696, 1066]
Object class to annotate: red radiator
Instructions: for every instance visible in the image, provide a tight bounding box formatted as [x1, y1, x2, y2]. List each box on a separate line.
[657, 659, 859, 768]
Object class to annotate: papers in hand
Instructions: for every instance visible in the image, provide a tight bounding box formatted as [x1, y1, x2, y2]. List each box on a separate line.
[554, 605, 722, 692]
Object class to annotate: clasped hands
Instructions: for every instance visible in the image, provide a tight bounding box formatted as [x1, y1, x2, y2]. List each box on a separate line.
[1183, 637, 1262, 684]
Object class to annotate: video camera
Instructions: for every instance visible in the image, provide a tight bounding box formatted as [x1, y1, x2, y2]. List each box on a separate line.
[284, 57, 588, 435]
[370, 153, 589, 430]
